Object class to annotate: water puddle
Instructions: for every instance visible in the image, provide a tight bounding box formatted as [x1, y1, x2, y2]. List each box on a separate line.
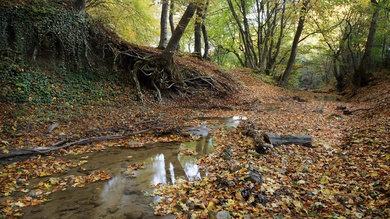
[95, 138, 215, 219]
[21, 116, 246, 219]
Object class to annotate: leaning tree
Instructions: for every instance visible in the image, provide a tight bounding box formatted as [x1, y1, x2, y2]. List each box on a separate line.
[129, 1, 233, 102]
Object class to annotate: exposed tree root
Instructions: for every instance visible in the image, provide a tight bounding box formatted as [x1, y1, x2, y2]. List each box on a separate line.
[104, 39, 238, 103]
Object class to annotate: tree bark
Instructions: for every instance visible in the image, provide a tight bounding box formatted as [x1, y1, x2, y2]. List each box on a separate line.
[158, 0, 169, 50]
[161, 3, 197, 68]
[74, 0, 86, 12]
[202, 22, 210, 60]
[227, 0, 256, 68]
[263, 133, 312, 147]
[280, 0, 310, 86]
[265, 0, 286, 75]
[194, 1, 209, 60]
[169, 1, 175, 34]
[194, 5, 203, 58]
[354, 0, 385, 87]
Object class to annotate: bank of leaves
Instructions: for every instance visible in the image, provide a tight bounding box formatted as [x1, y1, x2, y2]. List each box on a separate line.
[151, 71, 390, 218]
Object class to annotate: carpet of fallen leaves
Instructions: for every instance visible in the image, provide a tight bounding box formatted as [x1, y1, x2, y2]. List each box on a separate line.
[150, 69, 390, 219]
[0, 64, 389, 218]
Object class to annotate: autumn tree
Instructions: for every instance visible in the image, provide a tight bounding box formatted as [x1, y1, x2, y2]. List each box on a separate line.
[313, 1, 368, 92]
[161, 2, 197, 68]
[194, 0, 209, 59]
[169, 1, 176, 34]
[158, 0, 170, 49]
[280, 0, 311, 86]
[87, 0, 159, 45]
[355, 0, 388, 88]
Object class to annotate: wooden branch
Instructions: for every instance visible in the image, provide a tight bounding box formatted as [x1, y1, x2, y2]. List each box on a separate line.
[342, 107, 375, 115]
[0, 127, 161, 160]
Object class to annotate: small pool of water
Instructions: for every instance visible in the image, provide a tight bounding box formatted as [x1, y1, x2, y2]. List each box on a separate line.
[96, 137, 215, 218]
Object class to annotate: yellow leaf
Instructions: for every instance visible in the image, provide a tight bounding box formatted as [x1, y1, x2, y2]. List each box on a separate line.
[370, 172, 378, 177]
[207, 201, 215, 210]
[322, 189, 331, 195]
[320, 175, 328, 184]
[2, 148, 9, 154]
[13, 212, 23, 217]
[14, 201, 26, 207]
[49, 178, 59, 185]
[293, 200, 302, 210]
[226, 199, 235, 207]
[44, 183, 52, 190]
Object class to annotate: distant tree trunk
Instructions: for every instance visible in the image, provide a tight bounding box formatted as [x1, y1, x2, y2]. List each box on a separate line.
[265, 0, 287, 75]
[194, 5, 203, 58]
[227, 0, 257, 68]
[333, 56, 346, 92]
[169, 1, 175, 34]
[161, 3, 197, 70]
[158, 0, 169, 50]
[202, 22, 209, 60]
[280, 0, 310, 86]
[202, 0, 210, 60]
[354, 0, 385, 87]
[194, 1, 209, 60]
[74, 0, 86, 12]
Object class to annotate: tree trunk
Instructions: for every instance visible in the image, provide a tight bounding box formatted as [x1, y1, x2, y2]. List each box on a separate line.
[161, 3, 197, 69]
[169, 1, 175, 34]
[354, 0, 384, 87]
[256, 0, 265, 71]
[265, 0, 286, 75]
[158, 0, 169, 50]
[74, 0, 86, 12]
[202, 22, 210, 60]
[280, 0, 310, 86]
[194, 5, 203, 58]
[227, 0, 256, 68]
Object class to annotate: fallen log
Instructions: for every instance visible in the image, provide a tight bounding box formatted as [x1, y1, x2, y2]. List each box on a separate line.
[253, 132, 312, 154]
[263, 132, 312, 147]
[243, 120, 313, 153]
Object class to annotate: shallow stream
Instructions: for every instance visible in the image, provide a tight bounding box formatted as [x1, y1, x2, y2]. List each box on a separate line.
[21, 116, 246, 219]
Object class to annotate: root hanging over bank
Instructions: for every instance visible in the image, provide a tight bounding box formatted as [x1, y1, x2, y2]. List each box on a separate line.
[109, 42, 239, 102]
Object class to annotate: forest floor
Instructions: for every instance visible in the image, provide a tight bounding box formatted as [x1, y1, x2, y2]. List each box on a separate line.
[0, 57, 389, 218]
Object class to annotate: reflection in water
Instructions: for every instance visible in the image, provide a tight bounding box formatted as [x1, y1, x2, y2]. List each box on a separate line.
[169, 163, 175, 185]
[96, 116, 245, 218]
[151, 154, 166, 185]
[178, 136, 215, 181]
[99, 136, 216, 208]
[149, 137, 215, 184]
[183, 162, 201, 181]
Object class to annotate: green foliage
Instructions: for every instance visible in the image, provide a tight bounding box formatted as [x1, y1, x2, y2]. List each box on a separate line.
[0, 58, 126, 107]
[0, 1, 94, 71]
[0, 62, 52, 105]
[87, 0, 159, 45]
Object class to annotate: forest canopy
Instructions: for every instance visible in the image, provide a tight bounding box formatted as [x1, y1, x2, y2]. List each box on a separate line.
[1, 0, 389, 92]
[86, 0, 390, 91]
